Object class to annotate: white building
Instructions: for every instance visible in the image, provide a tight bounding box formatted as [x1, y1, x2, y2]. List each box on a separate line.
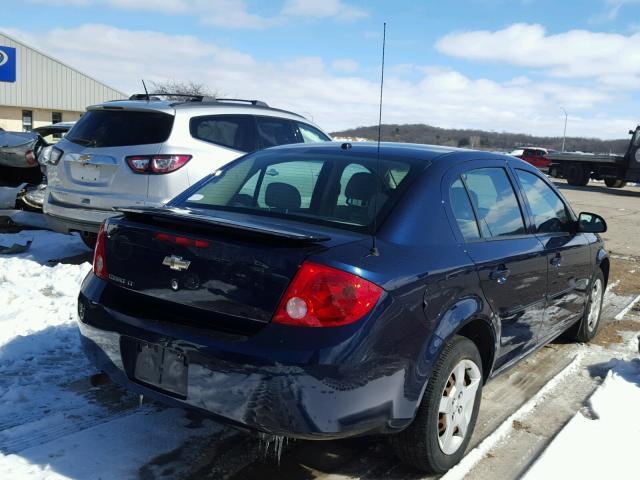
[0, 31, 126, 132]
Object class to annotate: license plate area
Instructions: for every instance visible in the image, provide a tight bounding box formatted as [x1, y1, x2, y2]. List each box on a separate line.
[130, 341, 188, 398]
[70, 163, 101, 182]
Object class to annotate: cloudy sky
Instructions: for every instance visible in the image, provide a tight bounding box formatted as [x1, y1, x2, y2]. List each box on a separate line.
[3, 0, 640, 138]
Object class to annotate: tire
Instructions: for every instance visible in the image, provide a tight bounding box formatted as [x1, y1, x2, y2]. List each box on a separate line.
[391, 336, 483, 473]
[604, 178, 627, 188]
[565, 163, 590, 186]
[571, 269, 605, 343]
[80, 231, 97, 250]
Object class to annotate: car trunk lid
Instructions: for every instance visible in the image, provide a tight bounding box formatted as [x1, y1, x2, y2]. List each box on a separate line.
[103, 208, 359, 328]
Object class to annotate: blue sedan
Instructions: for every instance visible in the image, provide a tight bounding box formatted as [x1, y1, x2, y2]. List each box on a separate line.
[77, 142, 608, 473]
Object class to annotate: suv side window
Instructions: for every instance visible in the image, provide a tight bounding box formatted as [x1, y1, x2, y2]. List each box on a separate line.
[450, 178, 481, 241]
[190, 115, 257, 152]
[462, 168, 526, 238]
[296, 122, 330, 143]
[516, 170, 571, 233]
[256, 117, 299, 148]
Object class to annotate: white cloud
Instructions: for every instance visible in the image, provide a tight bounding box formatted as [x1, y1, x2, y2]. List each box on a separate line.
[331, 58, 359, 73]
[602, 0, 640, 20]
[4, 24, 635, 139]
[281, 0, 367, 21]
[27, 0, 367, 28]
[436, 23, 640, 88]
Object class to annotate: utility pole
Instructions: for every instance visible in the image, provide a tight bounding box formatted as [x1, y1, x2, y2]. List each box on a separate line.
[560, 107, 568, 152]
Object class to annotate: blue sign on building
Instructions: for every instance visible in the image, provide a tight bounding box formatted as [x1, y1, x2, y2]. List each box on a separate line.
[0, 46, 17, 83]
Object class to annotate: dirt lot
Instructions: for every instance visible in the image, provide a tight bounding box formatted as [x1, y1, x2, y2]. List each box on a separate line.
[0, 180, 639, 480]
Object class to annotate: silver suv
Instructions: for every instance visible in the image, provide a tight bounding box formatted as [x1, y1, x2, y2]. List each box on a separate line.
[43, 96, 331, 246]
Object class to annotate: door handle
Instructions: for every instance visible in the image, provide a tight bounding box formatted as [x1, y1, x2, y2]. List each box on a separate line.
[489, 266, 510, 284]
[550, 254, 562, 268]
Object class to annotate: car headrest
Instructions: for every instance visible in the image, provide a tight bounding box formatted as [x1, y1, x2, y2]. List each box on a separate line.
[265, 182, 301, 210]
[345, 172, 378, 203]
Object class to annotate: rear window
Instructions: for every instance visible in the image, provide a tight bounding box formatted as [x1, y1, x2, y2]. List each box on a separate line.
[66, 110, 174, 148]
[174, 150, 424, 232]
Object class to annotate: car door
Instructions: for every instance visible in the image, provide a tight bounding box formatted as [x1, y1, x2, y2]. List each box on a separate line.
[446, 162, 548, 370]
[513, 168, 591, 340]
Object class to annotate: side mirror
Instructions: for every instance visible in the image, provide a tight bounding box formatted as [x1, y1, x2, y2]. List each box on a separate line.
[578, 212, 607, 233]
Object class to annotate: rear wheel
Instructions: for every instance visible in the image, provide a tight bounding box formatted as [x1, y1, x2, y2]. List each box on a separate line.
[79, 231, 97, 250]
[571, 269, 605, 343]
[391, 336, 483, 473]
[565, 163, 590, 186]
[604, 178, 627, 188]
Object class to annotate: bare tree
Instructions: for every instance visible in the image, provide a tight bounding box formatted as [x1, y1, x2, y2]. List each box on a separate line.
[148, 80, 217, 100]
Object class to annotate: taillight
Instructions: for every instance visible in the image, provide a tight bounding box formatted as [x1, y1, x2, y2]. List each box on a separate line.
[93, 222, 108, 280]
[25, 150, 36, 166]
[126, 155, 191, 174]
[154, 232, 209, 248]
[273, 262, 383, 327]
[49, 147, 63, 165]
[126, 156, 150, 173]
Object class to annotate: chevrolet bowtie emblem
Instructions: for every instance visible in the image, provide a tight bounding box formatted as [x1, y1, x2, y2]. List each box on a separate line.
[163, 255, 191, 271]
[79, 154, 91, 164]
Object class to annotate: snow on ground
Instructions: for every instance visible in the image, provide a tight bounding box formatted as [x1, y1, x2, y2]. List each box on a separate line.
[0, 230, 222, 480]
[523, 357, 640, 480]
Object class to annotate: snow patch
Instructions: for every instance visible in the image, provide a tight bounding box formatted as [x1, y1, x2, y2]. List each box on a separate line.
[523, 359, 640, 479]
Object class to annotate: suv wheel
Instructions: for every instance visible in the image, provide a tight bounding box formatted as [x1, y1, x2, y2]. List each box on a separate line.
[80, 231, 97, 250]
[571, 269, 605, 343]
[391, 335, 483, 473]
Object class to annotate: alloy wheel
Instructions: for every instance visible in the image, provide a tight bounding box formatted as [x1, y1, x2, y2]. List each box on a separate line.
[437, 359, 482, 455]
[587, 278, 603, 331]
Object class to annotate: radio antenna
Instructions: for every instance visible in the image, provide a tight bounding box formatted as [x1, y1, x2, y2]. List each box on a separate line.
[369, 22, 386, 257]
[141, 79, 150, 101]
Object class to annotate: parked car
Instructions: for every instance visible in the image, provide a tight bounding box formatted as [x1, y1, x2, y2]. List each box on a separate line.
[77, 142, 608, 473]
[510, 147, 550, 171]
[0, 122, 75, 186]
[43, 96, 331, 247]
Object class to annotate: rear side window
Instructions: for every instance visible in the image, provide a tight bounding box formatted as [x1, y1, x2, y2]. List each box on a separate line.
[178, 151, 422, 232]
[256, 117, 299, 148]
[66, 110, 173, 147]
[190, 115, 257, 152]
[462, 168, 526, 238]
[296, 123, 330, 143]
[516, 170, 571, 233]
[450, 178, 480, 241]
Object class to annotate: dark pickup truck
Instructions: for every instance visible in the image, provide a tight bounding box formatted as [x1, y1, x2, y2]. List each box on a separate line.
[547, 125, 640, 188]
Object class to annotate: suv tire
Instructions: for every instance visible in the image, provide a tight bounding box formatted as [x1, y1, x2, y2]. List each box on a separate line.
[80, 231, 97, 250]
[391, 335, 483, 473]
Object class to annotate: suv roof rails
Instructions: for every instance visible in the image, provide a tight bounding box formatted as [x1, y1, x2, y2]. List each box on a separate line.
[127, 93, 217, 102]
[210, 98, 269, 107]
[125, 94, 268, 108]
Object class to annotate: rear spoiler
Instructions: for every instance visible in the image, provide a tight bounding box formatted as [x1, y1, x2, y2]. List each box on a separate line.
[115, 206, 331, 243]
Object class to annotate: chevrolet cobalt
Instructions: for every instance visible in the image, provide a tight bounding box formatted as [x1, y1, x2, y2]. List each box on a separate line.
[77, 142, 608, 473]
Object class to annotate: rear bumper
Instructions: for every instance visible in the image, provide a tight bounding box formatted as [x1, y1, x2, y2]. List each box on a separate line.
[78, 273, 420, 439]
[43, 197, 114, 233]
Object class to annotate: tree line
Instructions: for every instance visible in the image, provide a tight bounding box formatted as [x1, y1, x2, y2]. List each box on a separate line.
[332, 124, 631, 154]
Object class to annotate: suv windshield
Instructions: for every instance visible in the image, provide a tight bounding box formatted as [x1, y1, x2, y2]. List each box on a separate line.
[66, 110, 174, 148]
[173, 150, 423, 232]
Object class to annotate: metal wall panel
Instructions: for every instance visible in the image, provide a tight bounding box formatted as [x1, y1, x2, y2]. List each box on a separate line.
[0, 32, 126, 112]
